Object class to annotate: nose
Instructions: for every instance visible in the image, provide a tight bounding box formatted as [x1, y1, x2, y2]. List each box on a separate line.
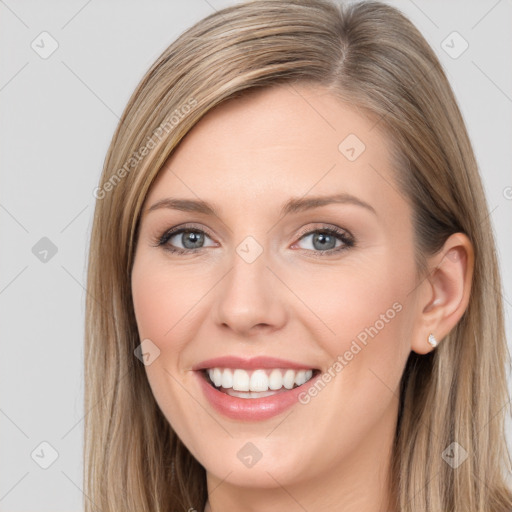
[212, 247, 288, 338]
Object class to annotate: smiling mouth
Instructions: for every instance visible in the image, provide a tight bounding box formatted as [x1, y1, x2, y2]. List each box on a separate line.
[202, 367, 320, 399]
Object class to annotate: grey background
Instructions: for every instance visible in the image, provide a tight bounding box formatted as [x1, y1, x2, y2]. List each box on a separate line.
[1, 0, 511, 510]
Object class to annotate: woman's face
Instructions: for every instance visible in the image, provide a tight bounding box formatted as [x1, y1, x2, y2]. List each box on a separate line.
[131, 84, 421, 493]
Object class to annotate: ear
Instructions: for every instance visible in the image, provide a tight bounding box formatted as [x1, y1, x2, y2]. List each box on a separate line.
[410, 232, 474, 355]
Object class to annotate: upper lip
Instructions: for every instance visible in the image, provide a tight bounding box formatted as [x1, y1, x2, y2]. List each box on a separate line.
[192, 356, 318, 371]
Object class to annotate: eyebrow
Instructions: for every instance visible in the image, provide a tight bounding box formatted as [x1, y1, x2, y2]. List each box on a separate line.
[144, 193, 377, 218]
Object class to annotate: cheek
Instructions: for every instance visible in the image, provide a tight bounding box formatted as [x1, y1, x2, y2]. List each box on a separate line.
[298, 254, 414, 404]
[130, 255, 218, 417]
[131, 256, 206, 344]
[131, 257, 214, 456]
[295, 257, 412, 351]
[285, 270, 412, 469]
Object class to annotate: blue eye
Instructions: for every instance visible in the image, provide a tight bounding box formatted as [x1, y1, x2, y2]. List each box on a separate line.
[154, 224, 355, 256]
[294, 227, 354, 254]
[156, 226, 217, 255]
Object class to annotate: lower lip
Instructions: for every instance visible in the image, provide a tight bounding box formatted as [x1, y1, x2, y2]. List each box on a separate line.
[196, 371, 320, 421]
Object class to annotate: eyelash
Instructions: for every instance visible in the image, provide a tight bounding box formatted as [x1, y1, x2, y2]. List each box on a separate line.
[152, 223, 355, 257]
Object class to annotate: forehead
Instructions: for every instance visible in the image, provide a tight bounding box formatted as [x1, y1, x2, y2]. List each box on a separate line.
[146, 83, 405, 221]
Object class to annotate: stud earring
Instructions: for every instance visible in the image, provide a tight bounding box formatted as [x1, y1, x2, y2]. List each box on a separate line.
[427, 333, 438, 348]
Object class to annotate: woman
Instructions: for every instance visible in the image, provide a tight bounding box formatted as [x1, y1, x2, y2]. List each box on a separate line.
[84, 1, 512, 510]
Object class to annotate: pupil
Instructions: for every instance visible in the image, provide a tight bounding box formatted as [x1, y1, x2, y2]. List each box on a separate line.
[183, 230, 204, 249]
[314, 233, 335, 250]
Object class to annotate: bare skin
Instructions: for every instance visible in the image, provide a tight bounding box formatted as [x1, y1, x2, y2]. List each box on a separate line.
[131, 83, 473, 512]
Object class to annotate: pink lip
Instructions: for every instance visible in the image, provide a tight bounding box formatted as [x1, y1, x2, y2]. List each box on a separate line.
[194, 364, 321, 422]
[192, 355, 316, 371]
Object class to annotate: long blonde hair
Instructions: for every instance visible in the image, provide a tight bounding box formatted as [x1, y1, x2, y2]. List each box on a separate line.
[84, 1, 512, 510]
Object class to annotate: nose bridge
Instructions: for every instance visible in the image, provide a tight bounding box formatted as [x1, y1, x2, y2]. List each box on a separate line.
[212, 234, 287, 335]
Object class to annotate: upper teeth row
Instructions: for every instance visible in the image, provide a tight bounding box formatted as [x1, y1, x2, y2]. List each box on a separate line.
[207, 368, 314, 392]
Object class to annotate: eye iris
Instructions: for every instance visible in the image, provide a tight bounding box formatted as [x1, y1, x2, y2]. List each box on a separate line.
[313, 232, 336, 250]
[182, 230, 204, 249]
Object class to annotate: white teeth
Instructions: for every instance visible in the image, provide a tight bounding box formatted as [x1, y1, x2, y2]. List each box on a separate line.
[269, 369, 283, 390]
[283, 369, 295, 389]
[295, 369, 313, 386]
[232, 369, 250, 391]
[249, 369, 269, 392]
[206, 367, 315, 392]
[221, 368, 233, 389]
[213, 368, 222, 387]
[295, 370, 307, 386]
